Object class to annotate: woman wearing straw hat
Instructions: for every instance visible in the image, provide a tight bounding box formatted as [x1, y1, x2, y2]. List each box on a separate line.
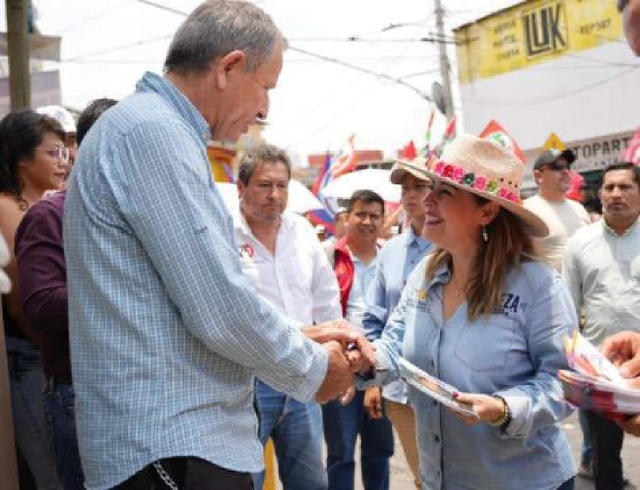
[366, 134, 577, 489]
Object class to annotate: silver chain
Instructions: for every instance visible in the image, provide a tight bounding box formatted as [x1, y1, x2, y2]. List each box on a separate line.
[153, 461, 180, 490]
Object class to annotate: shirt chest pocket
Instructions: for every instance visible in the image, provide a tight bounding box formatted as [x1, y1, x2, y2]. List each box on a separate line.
[453, 315, 519, 372]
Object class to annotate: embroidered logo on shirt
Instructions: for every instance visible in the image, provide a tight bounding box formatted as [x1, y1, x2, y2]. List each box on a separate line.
[239, 243, 254, 259]
[493, 293, 524, 315]
[406, 287, 429, 311]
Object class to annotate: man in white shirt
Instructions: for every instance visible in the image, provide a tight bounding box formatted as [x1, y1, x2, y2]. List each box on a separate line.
[234, 143, 342, 490]
[564, 162, 640, 490]
[524, 148, 590, 271]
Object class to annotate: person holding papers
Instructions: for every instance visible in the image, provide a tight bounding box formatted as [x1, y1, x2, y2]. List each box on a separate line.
[365, 134, 577, 490]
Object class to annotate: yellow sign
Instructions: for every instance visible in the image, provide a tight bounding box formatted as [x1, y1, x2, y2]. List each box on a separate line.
[455, 0, 623, 84]
[543, 133, 567, 151]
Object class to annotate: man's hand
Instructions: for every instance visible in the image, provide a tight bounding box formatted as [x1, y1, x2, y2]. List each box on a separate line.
[316, 341, 356, 404]
[302, 320, 376, 372]
[363, 386, 383, 419]
[602, 331, 640, 387]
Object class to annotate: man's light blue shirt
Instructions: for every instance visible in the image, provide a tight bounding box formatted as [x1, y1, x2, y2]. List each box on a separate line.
[63, 72, 328, 489]
[363, 226, 432, 403]
[345, 253, 378, 331]
[366, 257, 576, 489]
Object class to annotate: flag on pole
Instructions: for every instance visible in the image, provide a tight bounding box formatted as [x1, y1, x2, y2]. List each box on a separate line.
[308, 134, 359, 235]
[424, 108, 436, 154]
[330, 133, 358, 178]
[441, 115, 457, 147]
[622, 129, 640, 165]
[434, 115, 457, 157]
[309, 151, 337, 235]
[479, 120, 526, 164]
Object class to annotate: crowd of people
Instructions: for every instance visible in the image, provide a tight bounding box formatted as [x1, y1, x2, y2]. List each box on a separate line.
[1, 0, 640, 490]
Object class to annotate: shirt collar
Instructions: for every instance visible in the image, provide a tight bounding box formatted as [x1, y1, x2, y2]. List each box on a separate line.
[602, 215, 639, 237]
[136, 72, 211, 144]
[404, 224, 431, 252]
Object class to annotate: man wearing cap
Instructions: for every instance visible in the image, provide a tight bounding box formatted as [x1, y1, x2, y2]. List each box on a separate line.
[524, 148, 590, 272]
[362, 160, 433, 489]
[233, 143, 341, 490]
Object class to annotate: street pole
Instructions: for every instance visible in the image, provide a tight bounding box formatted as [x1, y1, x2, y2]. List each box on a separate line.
[434, 0, 454, 119]
[5, 0, 31, 110]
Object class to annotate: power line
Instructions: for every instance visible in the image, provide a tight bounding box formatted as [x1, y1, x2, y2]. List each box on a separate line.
[288, 46, 432, 102]
[462, 66, 640, 107]
[62, 34, 173, 62]
[56, 0, 134, 33]
[288, 36, 458, 45]
[135, 0, 188, 16]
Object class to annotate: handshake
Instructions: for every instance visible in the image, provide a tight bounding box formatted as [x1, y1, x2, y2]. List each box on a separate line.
[302, 319, 377, 404]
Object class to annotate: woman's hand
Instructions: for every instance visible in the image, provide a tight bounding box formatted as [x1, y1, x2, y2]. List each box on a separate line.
[452, 392, 505, 426]
[364, 386, 384, 419]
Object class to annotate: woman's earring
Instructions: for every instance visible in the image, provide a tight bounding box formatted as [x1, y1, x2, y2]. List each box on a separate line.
[482, 227, 488, 243]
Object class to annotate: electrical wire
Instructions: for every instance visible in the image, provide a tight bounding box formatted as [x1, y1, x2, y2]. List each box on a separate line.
[56, 0, 134, 33]
[462, 65, 639, 107]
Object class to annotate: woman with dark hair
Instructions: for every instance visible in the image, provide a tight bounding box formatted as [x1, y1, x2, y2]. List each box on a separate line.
[368, 134, 577, 489]
[0, 109, 68, 489]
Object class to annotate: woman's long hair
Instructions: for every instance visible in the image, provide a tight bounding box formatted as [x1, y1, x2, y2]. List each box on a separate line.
[425, 195, 539, 320]
[0, 109, 65, 200]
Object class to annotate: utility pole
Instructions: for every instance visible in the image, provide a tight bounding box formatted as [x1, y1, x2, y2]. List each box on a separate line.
[5, 0, 31, 110]
[434, 0, 454, 119]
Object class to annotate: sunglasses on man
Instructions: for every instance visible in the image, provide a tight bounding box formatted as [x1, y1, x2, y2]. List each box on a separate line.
[543, 160, 572, 172]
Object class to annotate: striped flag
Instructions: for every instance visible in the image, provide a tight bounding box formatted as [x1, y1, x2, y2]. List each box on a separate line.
[424, 108, 436, 154]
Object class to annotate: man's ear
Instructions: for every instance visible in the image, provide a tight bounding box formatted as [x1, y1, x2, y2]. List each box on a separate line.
[216, 50, 246, 90]
[237, 180, 246, 199]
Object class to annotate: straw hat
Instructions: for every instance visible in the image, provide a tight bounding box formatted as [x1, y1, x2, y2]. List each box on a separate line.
[390, 160, 431, 184]
[396, 134, 549, 237]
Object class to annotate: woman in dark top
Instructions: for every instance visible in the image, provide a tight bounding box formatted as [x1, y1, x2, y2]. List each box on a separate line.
[0, 109, 68, 489]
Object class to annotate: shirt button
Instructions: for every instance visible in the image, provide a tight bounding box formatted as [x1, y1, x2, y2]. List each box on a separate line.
[435, 435, 440, 443]
[433, 400, 437, 406]
[431, 360, 435, 368]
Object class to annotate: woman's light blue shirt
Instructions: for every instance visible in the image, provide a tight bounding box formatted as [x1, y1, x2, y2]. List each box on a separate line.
[371, 256, 577, 490]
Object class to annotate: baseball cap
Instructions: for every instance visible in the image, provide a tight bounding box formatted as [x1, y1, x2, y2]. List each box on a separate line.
[36, 105, 77, 133]
[533, 148, 576, 170]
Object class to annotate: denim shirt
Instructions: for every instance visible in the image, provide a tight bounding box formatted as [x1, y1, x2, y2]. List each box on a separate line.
[370, 256, 576, 490]
[363, 226, 432, 403]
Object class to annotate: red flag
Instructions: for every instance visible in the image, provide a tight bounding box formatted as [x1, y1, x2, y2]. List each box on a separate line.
[330, 134, 358, 178]
[622, 129, 640, 165]
[479, 120, 525, 164]
[442, 115, 457, 146]
[402, 140, 417, 160]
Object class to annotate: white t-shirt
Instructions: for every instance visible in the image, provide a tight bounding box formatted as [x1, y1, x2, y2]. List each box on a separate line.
[523, 195, 590, 271]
